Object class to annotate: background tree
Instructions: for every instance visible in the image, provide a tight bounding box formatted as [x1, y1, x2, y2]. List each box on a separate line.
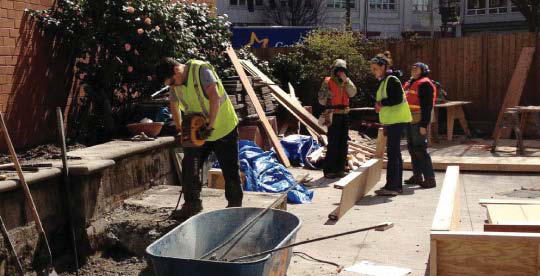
[264, 0, 326, 26]
[510, 0, 540, 32]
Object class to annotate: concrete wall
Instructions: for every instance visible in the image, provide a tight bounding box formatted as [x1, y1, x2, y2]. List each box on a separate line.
[0, 138, 176, 275]
[217, 0, 443, 38]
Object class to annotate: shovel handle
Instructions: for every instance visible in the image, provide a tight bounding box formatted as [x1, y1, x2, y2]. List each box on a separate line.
[0, 112, 54, 264]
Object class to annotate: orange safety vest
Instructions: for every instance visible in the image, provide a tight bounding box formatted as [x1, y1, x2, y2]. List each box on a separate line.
[403, 77, 436, 113]
[325, 77, 349, 111]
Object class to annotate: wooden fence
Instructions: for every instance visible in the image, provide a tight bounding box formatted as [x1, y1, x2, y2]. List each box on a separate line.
[251, 33, 540, 123]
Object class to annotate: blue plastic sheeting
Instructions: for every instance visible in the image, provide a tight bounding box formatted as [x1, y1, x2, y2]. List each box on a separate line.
[214, 140, 313, 204]
[279, 135, 321, 169]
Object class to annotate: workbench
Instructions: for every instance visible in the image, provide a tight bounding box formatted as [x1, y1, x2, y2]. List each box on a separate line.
[492, 106, 540, 155]
[431, 101, 472, 143]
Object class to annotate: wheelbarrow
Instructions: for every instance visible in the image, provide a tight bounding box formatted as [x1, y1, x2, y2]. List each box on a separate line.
[146, 207, 302, 276]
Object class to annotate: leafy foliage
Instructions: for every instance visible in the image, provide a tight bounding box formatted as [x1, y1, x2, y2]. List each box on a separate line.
[270, 30, 382, 109]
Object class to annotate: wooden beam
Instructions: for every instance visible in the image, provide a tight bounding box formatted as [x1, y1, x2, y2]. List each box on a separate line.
[375, 127, 386, 159]
[492, 47, 535, 139]
[399, 156, 540, 173]
[430, 231, 540, 276]
[226, 48, 290, 167]
[241, 60, 327, 135]
[328, 158, 382, 220]
[479, 199, 540, 206]
[430, 239, 437, 276]
[484, 224, 540, 233]
[288, 82, 297, 100]
[431, 166, 461, 232]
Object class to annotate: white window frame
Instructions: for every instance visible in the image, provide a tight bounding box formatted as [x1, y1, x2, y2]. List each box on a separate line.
[327, 0, 357, 9]
[412, 0, 429, 12]
[488, 0, 508, 14]
[369, 0, 397, 11]
[466, 0, 487, 15]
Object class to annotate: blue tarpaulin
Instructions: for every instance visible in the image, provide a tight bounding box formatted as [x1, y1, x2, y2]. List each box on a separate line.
[214, 140, 313, 204]
[279, 135, 321, 169]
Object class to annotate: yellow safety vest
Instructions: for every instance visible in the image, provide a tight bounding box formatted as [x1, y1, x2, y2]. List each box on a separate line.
[172, 60, 238, 141]
[376, 75, 412, 125]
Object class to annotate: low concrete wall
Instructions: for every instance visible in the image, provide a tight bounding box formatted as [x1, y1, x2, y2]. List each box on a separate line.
[0, 137, 177, 275]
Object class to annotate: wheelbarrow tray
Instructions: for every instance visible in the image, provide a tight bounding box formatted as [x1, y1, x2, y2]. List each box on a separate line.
[146, 207, 301, 276]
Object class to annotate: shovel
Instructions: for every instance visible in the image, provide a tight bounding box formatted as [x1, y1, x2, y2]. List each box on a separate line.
[0, 213, 25, 275]
[0, 112, 58, 276]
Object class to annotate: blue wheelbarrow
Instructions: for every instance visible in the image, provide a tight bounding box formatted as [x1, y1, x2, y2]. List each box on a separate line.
[146, 207, 302, 276]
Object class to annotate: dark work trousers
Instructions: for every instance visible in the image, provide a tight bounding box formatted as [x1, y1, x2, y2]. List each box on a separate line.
[324, 114, 349, 175]
[406, 123, 435, 179]
[182, 127, 243, 205]
[384, 123, 406, 192]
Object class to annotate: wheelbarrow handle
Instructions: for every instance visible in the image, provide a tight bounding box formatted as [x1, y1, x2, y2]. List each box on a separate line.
[229, 222, 394, 262]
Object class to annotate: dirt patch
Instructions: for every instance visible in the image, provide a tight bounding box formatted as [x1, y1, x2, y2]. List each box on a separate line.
[59, 254, 154, 276]
[0, 143, 86, 164]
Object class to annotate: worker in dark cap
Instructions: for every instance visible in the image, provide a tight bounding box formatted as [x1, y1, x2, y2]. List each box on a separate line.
[370, 53, 412, 196]
[318, 59, 357, 178]
[402, 62, 437, 188]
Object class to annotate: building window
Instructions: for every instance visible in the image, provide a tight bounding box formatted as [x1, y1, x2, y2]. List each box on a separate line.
[369, 0, 396, 10]
[510, 2, 520, 12]
[412, 0, 429, 11]
[466, 0, 486, 14]
[230, 0, 246, 5]
[489, 0, 507, 13]
[230, 0, 263, 6]
[327, 0, 357, 8]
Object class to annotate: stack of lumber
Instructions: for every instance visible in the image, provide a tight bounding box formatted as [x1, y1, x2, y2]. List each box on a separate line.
[222, 76, 277, 122]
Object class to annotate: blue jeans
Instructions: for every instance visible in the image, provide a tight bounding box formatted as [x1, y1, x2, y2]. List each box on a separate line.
[384, 123, 406, 191]
[406, 124, 435, 179]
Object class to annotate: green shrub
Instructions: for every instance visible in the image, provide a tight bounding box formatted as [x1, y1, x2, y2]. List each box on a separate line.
[269, 30, 382, 109]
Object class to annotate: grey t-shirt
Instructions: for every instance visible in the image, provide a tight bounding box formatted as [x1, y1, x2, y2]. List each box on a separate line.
[169, 66, 217, 102]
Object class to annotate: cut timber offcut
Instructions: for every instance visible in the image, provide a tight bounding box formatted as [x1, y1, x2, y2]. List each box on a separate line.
[226, 48, 290, 167]
[329, 158, 383, 221]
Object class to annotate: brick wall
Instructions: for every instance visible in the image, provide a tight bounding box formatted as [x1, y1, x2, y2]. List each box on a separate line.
[0, 0, 74, 151]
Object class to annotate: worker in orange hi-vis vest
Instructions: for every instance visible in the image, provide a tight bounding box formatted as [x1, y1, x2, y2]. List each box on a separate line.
[402, 62, 437, 189]
[318, 59, 357, 179]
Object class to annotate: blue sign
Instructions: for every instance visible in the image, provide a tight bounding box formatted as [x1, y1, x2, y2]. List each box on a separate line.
[231, 26, 313, 48]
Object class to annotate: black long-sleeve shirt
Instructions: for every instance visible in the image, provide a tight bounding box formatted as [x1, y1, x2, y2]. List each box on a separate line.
[409, 78, 434, 128]
[378, 74, 404, 107]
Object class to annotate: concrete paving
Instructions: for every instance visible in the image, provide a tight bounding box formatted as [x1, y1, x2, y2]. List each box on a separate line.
[284, 167, 540, 276]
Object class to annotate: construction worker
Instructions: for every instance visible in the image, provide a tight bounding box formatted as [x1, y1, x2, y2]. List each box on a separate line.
[318, 59, 357, 179]
[155, 58, 242, 219]
[370, 53, 412, 196]
[403, 62, 436, 188]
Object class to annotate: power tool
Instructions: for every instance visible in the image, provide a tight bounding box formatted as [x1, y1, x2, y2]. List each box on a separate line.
[180, 113, 213, 147]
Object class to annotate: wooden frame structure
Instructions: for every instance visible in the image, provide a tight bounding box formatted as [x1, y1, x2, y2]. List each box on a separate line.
[429, 166, 540, 276]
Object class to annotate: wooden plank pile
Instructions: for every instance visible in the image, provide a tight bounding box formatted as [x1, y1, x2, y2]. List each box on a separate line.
[222, 76, 277, 122]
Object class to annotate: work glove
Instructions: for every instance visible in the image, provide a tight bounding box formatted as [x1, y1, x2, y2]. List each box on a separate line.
[196, 123, 214, 141]
[322, 111, 333, 126]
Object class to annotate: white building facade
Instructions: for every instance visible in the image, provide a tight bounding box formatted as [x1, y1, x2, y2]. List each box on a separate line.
[217, 0, 443, 38]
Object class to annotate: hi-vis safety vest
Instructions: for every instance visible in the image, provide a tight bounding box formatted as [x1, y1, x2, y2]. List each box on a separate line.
[325, 77, 349, 111]
[172, 60, 238, 142]
[376, 75, 412, 125]
[403, 77, 437, 113]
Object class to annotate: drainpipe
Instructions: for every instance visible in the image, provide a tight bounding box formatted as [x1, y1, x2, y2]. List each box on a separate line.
[430, 0, 435, 37]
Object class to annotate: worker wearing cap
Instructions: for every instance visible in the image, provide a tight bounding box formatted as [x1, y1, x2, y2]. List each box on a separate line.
[318, 59, 357, 178]
[155, 57, 242, 220]
[370, 53, 412, 196]
[402, 62, 436, 188]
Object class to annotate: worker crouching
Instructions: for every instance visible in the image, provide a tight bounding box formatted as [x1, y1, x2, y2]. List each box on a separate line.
[318, 59, 357, 179]
[403, 63, 436, 188]
[156, 58, 243, 220]
[370, 54, 412, 196]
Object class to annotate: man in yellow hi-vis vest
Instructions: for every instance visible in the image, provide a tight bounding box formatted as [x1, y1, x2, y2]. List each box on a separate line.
[156, 58, 242, 220]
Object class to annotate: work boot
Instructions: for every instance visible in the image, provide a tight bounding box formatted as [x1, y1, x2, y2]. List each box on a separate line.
[420, 178, 436, 189]
[171, 201, 203, 221]
[226, 201, 242, 208]
[375, 188, 402, 196]
[404, 175, 423, 185]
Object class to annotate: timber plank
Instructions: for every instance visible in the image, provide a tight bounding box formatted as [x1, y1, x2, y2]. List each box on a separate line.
[479, 198, 540, 206]
[399, 156, 540, 172]
[226, 47, 290, 167]
[431, 166, 461, 232]
[492, 47, 535, 139]
[329, 158, 382, 221]
[484, 224, 540, 233]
